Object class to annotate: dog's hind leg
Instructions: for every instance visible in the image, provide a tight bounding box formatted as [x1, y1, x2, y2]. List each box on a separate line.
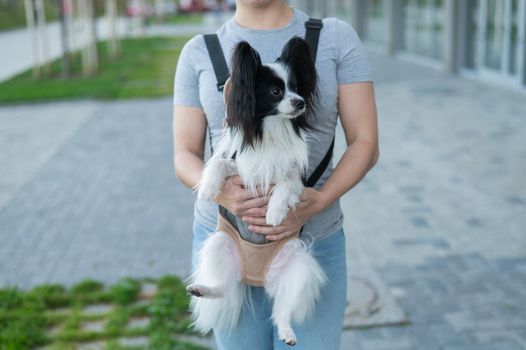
[264, 239, 327, 346]
[187, 231, 242, 298]
[187, 231, 245, 333]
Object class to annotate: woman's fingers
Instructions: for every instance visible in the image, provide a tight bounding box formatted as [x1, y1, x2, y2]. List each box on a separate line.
[238, 196, 269, 211]
[242, 216, 267, 225]
[227, 175, 244, 185]
[266, 231, 295, 241]
[238, 205, 267, 218]
[248, 224, 284, 235]
[248, 224, 297, 241]
[246, 206, 267, 217]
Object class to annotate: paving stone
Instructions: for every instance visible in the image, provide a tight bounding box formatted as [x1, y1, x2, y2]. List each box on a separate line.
[409, 216, 430, 228]
[83, 304, 114, 316]
[126, 317, 150, 330]
[81, 320, 106, 333]
[76, 341, 106, 350]
[361, 338, 413, 350]
[131, 298, 150, 308]
[118, 336, 149, 347]
[46, 324, 63, 336]
[429, 324, 472, 347]
[492, 339, 525, 350]
[138, 282, 158, 299]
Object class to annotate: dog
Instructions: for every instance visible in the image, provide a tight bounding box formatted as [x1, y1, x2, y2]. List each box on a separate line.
[186, 37, 327, 346]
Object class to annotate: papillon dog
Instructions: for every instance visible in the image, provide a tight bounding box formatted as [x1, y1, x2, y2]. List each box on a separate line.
[186, 37, 326, 346]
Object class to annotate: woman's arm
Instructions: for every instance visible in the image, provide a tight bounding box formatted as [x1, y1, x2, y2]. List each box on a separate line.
[317, 81, 379, 207]
[172, 106, 207, 188]
[243, 81, 379, 240]
[172, 105, 270, 216]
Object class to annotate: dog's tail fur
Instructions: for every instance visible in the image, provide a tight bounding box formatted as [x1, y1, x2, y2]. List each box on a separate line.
[187, 232, 246, 334]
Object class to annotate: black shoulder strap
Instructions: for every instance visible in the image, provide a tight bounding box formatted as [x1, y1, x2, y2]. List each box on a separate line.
[203, 34, 230, 92]
[303, 138, 334, 187]
[303, 18, 331, 187]
[304, 18, 323, 62]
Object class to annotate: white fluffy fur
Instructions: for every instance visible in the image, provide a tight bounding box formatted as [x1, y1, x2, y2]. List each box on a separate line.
[186, 231, 246, 333]
[187, 63, 326, 346]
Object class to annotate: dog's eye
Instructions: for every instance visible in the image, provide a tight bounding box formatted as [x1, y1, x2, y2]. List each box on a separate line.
[270, 88, 281, 96]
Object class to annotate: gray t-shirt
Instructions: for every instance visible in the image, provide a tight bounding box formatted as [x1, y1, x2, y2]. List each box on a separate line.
[173, 8, 374, 241]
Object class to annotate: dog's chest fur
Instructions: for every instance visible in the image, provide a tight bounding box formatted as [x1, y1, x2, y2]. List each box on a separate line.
[230, 116, 308, 195]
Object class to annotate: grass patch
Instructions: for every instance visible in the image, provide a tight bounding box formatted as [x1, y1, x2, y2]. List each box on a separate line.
[0, 36, 191, 104]
[163, 13, 204, 25]
[0, 276, 208, 350]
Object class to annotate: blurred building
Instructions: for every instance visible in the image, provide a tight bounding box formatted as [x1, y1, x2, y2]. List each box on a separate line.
[290, 0, 526, 91]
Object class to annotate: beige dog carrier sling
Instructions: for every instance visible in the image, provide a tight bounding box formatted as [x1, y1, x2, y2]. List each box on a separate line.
[217, 211, 300, 286]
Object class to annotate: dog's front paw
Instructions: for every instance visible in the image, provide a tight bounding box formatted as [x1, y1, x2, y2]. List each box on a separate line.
[266, 206, 288, 226]
[278, 325, 297, 346]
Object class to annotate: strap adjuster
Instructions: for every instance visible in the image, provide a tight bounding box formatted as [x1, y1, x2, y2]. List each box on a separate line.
[305, 19, 323, 30]
[217, 82, 225, 92]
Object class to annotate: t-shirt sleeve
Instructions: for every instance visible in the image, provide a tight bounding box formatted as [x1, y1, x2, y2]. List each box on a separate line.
[335, 20, 374, 84]
[173, 36, 203, 108]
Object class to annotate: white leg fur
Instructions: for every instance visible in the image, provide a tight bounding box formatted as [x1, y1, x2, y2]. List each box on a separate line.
[264, 239, 327, 345]
[187, 231, 245, 334]
[197, 158, 236, 201]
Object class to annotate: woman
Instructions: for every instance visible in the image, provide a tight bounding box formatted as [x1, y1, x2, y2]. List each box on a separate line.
[172, 0, 379, 348]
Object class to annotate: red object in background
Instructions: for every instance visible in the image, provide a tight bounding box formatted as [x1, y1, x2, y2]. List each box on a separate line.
[126, 0, 152, 17]
[178, 0, 210, 13]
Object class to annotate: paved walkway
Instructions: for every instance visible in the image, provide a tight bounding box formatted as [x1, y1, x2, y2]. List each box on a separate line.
[339, 51, 526, 350]
[0, 51, 525, 349]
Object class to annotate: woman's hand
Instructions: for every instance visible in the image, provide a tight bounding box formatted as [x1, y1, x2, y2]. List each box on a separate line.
[242, 188, 328, 241]
[214, 175, 270, 217]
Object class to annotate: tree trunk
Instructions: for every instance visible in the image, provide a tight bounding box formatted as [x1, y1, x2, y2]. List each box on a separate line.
[35, 0, 50, 75]
[57, 0, 71, 77]
[24, 0, 40, 78]
[105, 0, 120, 59]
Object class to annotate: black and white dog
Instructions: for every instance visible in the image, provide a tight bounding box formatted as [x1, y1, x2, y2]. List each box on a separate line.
[186, 37, 326, 346]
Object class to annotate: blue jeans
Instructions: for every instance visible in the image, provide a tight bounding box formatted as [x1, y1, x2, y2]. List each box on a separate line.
[192, 220, 347, 350]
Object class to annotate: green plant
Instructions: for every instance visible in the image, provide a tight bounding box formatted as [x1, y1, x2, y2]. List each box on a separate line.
[109, 278, 141, 306]
[0, 288, 24, 310]
[26, 284, 71, 309]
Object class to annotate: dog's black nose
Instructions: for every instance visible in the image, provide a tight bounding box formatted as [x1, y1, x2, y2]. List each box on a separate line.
[292, 99, 305, 110]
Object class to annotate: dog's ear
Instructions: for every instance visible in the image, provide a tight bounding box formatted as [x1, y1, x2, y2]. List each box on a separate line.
[277, 37, 318, 116]
[226, 41, 262, 148]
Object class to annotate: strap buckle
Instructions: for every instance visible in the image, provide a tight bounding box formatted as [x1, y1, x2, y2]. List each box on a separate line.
[305, 19, 323, 30]
[217, 82, 225, 92]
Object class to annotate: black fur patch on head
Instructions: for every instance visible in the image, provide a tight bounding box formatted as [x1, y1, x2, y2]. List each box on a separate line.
[254, 65, 286, 114]
[276, 36, 319, 132]
[226, 41, 263, 149]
